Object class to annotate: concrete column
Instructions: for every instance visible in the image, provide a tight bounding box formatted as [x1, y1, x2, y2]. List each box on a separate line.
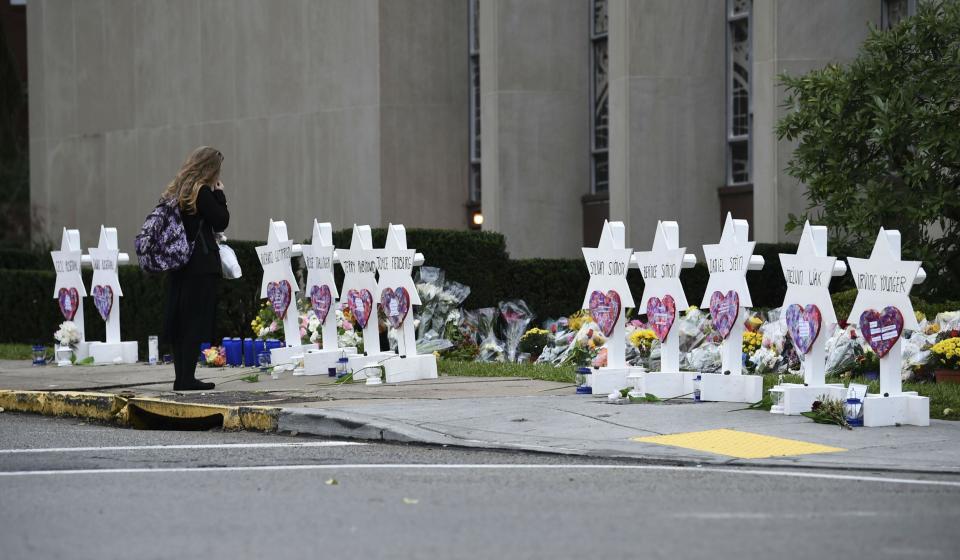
[378, 0, 468, 231]
[752, 0, 878, 243]
[608, 0, 726, 254]
[479, 0, 589, 258]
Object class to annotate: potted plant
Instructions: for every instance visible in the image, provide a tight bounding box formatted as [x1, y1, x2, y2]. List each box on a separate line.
[930, 337, 960, 384]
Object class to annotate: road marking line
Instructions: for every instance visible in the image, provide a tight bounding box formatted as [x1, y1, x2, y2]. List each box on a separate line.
[0, 442, 367, 454]
[632, 429, 846, 459]
[0, 463, 957, 487]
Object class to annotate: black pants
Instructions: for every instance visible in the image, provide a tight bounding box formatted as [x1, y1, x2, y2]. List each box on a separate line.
[172, 340, 201, 383]
[164, 272, 220, 385]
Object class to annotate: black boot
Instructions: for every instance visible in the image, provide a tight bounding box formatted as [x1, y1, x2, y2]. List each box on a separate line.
[173, 379, 215, 391]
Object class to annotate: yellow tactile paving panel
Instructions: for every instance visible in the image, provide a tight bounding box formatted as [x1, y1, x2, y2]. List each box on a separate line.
[631, 429, 846, 459]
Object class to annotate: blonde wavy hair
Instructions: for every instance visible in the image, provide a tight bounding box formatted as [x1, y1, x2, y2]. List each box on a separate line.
[161, 146, 224, 214]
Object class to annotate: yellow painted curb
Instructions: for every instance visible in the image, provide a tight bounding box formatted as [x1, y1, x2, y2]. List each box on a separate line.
[632, 429, 846, 459]
[0, 390, 127, 422]
[0, 390, 279, 433]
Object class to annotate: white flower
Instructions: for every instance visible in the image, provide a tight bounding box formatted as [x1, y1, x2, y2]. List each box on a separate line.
[309, 331, 321, 344]
[308, 316, 321, 331]
[54, 321, 81, 347]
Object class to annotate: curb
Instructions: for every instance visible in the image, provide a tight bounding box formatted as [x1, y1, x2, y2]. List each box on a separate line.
[0, 390, 280, 432]
[0, 390, 126, 423]
[276, 407, 960, 476]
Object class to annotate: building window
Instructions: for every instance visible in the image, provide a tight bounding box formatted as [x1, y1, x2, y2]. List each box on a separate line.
[882, 0, 916, 29]
[468, 0, 481, 203]
[590, 0, 609, 194]
[726, 0, 751, 186]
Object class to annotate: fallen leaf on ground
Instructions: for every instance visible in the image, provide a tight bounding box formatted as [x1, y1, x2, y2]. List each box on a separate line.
[325, 478, 338, 486]
[403, 498, 419, 505]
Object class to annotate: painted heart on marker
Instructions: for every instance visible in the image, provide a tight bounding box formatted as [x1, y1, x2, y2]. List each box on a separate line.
[58, 287, 79, 321]
[589, 290, 622, 338]
[709, 290, 740, 340]
[381, 287, 411, 330]
[92, 285, 113, 321]
[347, 289, 374, 329]
[309, 284, 332, 324]
[267, 280, 292, 320]
[646, 295, 676, 343]
[785, 303, 822, 355]
[859, 306, 904, 358]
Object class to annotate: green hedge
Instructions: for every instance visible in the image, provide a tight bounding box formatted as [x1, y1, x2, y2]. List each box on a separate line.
[3, 230, 953, 348]
[0, 248, 48, 270]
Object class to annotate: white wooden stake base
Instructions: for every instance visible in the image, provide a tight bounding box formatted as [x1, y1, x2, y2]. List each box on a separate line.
[638, 371, 700, 399]
[863, 393, 929, 427]
[589, 367, 646, 396]
[296, 346, 358, 376]
[769, 383, 847, 415]
[349, 352, 397, 381]
[269, 343, 319, 367]
[383, 353, 438, 383]
[88, 341, 138, 365]
[699, 372, 762, 403]
[75, 341, 91, 361]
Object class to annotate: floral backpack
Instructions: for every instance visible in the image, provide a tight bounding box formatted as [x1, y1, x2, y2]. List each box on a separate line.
[134, 199, 196, 273]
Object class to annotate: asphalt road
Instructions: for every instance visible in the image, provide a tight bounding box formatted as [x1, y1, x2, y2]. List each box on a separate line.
[1, 413, 958, 560]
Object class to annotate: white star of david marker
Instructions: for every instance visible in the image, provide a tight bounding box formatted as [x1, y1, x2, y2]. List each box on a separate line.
[51, 227, 86, 298]
[301, 220, 338, 301]
[634, 221, 689, 310]
[255, 220, 298, 299]
[779, 221, 840, 326]
[846, 228, 923, 331]
[375, 224, 422, 306]
[701, 213, 755, 308]
[338, 225, 379, 298]
[581, 220, 634, 309]
[88, 226, 121, 295]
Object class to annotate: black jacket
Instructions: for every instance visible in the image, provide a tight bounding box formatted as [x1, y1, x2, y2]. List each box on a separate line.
[180, 186, 230, 276]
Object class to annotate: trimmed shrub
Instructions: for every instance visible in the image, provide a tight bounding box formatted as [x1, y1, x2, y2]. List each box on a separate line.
[0, 248, 47, 270]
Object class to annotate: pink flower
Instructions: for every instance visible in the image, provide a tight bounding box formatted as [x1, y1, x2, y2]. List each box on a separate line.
[300, 327, 307, 338]
[592, 347, 608, 368]
[269, 321, 278, 332]
[343, 321, 353, 331]
[551, 324, 557, 334]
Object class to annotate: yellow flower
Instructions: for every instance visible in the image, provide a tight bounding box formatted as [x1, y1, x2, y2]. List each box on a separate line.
[629, 329, 656, 349]
[568, 310, 591, 333]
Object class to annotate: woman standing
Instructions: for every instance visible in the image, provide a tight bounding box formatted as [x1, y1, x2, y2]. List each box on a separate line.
[161, 147, 229, 390]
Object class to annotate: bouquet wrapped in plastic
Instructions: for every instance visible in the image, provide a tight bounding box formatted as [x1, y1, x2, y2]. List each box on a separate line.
[414, 267, 445, 341]
[824, 325, 862, 377]
[685, 343, 721, 373]
[499, 299, 533, 362]
[678, 307, 715, 353]
[535, 319, 574, 364]
[475, 307, 505, 362]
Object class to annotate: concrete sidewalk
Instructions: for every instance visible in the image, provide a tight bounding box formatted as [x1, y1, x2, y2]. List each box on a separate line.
[2, 360, 958, 474]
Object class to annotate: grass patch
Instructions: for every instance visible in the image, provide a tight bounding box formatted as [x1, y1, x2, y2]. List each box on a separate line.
[438, 359, 576, 384]
[824, 374, 960, 421]
[0, 343, 33, 360]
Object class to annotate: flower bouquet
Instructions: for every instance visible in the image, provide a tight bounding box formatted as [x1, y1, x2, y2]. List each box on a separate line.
[250, 301, 283, 340]
[518, 328, 551, 361]
[475, 307, 505, 362]
[53, 321, 82, 366]
[499, 299, 533, 362]
[202, 346, 226, 367]
[931, 337, 960, 383]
